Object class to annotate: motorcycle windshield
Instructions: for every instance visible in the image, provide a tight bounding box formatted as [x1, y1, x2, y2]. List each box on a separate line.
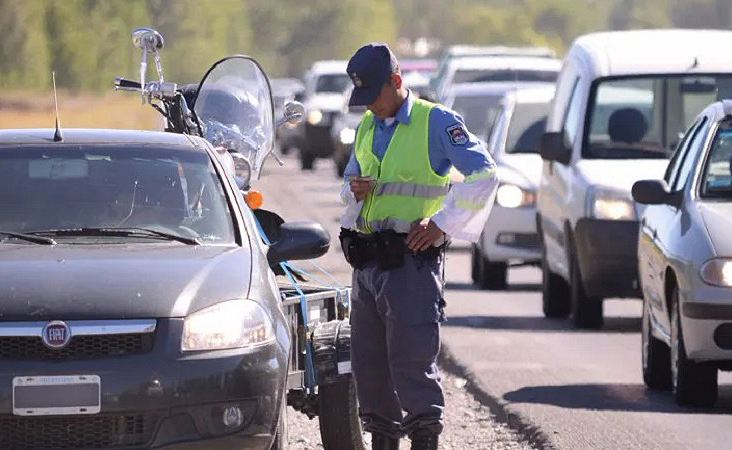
[194, 56, 274, 179]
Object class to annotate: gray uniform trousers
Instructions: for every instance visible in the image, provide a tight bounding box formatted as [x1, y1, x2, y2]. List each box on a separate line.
[350, 251, 446, 439]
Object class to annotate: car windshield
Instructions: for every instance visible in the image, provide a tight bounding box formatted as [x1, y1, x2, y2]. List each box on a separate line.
[0, 145, 235, 243]
[315, 74, 351, 93]
[453, 69, 557, 84]
[585, 75, 732, 159]
[701, 124, 732, 199]
[506, 102, 550, 154]
[451, 94, 503, 139]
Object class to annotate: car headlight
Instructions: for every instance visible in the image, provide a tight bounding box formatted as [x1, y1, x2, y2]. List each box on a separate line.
[182, 299, 274, 351]
[700, 259, 732, 287]
[307, 110, 323, 125]
[339, 127, 356, 145]
[496, 184, 535, 208]
[590, 189, 636, 220]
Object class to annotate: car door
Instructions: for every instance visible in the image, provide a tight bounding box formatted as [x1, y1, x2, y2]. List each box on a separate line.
[649, 116, 710, 332]
[540, 68, 584, 278]
[640, 119, 698, 321]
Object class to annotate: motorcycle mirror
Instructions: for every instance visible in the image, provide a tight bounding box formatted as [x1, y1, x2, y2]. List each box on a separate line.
[132, 28, 164, 52]
[278, 101, 304, 127]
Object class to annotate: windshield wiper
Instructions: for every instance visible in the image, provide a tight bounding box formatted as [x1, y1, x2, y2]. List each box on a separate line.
[29, 227, 200, 245]
[0, 231, 56, 245]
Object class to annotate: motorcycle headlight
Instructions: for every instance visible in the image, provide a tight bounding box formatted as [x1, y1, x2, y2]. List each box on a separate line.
[230, 152, 251, 187]
[182, 300, 274, 351]
[590, 189, 636, 220]
[700, 259, 732, 287]
[496, 184, 535, 208]
[339, 127, 356, 145]
[307, 110, 323, 125]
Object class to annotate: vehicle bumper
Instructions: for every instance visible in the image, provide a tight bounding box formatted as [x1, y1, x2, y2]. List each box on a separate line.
[479, 205, 540, 262]
[0, 319, 287, 449]
[304, 123, 335, 157]
[681, 291, 732, 361]
[574, 218, 641, 298]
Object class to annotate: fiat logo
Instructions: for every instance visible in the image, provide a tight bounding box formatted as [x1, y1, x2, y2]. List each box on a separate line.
[42, 321, 71, 349]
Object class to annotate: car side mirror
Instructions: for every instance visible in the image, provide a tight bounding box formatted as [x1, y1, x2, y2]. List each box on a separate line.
[539, 132, 571, 165]
[631, 179, 681, 207]
[267, 221, 330, 266]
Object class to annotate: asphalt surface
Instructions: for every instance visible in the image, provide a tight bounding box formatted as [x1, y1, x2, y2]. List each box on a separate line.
[256, 151, 732, 449]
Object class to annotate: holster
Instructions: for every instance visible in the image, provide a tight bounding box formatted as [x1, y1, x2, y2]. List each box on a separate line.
[339, 228, 445, 271]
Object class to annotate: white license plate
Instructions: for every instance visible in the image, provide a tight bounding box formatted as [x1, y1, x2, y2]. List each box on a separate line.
[13, 375, 101, 416]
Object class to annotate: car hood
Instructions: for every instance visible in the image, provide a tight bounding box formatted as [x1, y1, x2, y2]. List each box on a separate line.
[0, 244, 251, 320]
[575, 159, 668, 192]
[698, 202, 732, 257]
[497, 153, 542, 188]
[306, 93, 345, 112]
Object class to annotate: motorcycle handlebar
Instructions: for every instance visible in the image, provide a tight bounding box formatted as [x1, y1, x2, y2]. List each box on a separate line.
[114, 77, 142, 91]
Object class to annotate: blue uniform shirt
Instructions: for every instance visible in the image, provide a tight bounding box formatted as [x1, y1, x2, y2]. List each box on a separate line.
[342, 90, 492, 179]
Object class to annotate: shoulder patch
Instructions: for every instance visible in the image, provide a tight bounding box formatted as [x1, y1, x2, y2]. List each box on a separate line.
[446, 123, 469, 145]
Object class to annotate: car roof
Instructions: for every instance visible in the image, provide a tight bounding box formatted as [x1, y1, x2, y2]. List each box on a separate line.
[571, 29, 732, 78]
[0, 128, 204, 149]
[450, 55, 562, 71]
[442, 45, 556, 59]
[446, 81, 554, 96]
[700, 100, 732, 123]
[309, 60, 348, 74]
[505, 85, 556, 104]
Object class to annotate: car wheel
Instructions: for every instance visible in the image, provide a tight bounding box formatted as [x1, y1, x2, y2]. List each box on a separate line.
[318, 377, 367, 450]
[270, 396, 288, 450]
[473, 247, 507, 290]
[541, 245, 570, 318]
[641, 298, 671, 390]
[670, 288, 717, 407]
[300, 148, 315, 170]
[569, 251, 603, 329]
[470, 244, 480, 284]
[335, 156, 348, 178]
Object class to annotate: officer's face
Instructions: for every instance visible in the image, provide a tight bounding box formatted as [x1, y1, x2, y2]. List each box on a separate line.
[368, 74, 403, 120]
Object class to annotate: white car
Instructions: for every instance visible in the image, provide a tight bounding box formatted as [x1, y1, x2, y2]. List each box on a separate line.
[434, 55, 561, 104]
[471, 85, 555, 289]
[633, 100, 732, 407]
[297, 60, 349, 169]
[537, 29, 732, 329]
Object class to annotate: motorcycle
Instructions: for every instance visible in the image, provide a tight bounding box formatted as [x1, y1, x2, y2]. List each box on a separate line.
[115, 28, 366, 450]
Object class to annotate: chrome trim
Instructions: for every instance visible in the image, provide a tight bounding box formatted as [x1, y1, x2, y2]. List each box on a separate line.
[0, 319, 156, 337]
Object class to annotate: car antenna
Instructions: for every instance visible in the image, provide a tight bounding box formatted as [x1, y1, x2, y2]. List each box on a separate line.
[52, 71, 63, 142]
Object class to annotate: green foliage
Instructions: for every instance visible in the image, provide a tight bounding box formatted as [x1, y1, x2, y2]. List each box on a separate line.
[0, 0, 729, 91]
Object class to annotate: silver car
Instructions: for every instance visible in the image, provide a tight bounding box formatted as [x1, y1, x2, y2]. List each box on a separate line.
[633, 99, 732, 407]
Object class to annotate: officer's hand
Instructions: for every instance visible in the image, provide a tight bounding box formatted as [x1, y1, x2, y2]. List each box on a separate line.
[350, 179, 373, 202]
[406, 218, 443, 252]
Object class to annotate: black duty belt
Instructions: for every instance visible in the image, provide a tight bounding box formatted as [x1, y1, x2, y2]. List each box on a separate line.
[339, 228, 445, 270]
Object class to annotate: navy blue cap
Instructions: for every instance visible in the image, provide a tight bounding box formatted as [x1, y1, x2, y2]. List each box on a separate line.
[347, 43, 398, 106]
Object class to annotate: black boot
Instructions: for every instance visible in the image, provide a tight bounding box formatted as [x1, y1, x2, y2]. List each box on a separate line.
[372, 432, 400, 450]
[409, 431, 439, 450]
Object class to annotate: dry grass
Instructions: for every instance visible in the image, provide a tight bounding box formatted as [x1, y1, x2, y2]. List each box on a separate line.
[0, 91, 160, 131]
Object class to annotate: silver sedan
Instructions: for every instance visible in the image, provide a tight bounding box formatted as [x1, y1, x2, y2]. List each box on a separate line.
[633, 99, 732, 407]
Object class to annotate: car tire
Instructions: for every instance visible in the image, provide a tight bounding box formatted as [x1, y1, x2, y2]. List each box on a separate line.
[541, 245, 570, 318]
[470, 244, 480, 284]
[318, 377, 366, 450]
[569, 251, 603, 329]
[300, 148, 315, 170]
[270, 397, 288, 450]
[335, 156, 348, 178]
[473, 246, 507, 290]
[671, 288, 718, 407]
[641, 298, 671, 390]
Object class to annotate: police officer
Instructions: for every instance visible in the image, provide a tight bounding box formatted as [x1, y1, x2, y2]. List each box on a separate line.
[340, 43, 498, 450]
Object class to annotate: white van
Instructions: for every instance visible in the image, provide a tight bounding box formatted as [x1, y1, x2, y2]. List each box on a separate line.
[537, 29, 732, 328]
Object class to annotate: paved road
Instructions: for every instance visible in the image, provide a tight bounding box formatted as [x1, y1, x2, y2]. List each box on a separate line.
[256, 152, 732, 449]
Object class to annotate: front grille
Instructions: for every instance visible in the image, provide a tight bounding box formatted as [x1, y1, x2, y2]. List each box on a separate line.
[0, 333, 154, 361]
[0, 414, 155, 449]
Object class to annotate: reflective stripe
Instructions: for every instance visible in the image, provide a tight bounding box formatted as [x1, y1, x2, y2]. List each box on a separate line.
[455, 199, 485, 211]
[464, 168, 496, 183]
[374, 182, 449, 198]
[357, 217, 413, 234]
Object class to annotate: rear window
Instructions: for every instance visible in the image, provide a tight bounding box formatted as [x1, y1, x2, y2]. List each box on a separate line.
[584, 75, 732, 159]
[0, 145, 235, 243]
